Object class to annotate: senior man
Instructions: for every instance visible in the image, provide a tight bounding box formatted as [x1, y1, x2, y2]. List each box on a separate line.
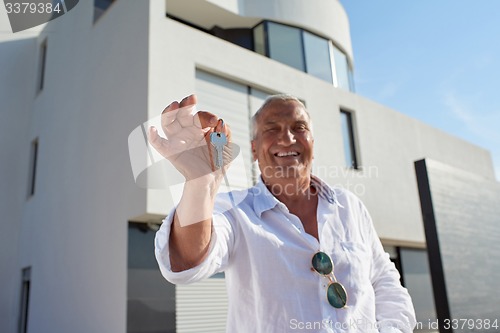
[149, 94, 416, 333]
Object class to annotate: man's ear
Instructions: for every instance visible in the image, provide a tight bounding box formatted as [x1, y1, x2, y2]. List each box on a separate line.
[251, 140, 257, 161]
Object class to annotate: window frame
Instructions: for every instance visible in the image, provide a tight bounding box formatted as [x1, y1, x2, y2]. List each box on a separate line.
[18, 267, 31, 333]
[27, 138, 39, 198]
[339, 109, 359, 170]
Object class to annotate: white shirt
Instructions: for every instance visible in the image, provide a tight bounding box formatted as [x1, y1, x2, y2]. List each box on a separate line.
[155, 176, 416, 333]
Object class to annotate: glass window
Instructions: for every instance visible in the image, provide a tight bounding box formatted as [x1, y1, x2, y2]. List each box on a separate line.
[28, 139, 38, 197]
[267, 22, 305, 71]
[127, 223, 176, 333]
[348, 68, 355, 92]
[211, 27, 253, 50]
[19, 267, 31, 333]
[37, 39, 47, 92]
[332, 44, 353, 91]
[251, 21, 356, 90]
[340, 111, 358, 169]
[303, 31, 333, 83]
[400, 248, 437, 330]
[253, 23, 266, 56]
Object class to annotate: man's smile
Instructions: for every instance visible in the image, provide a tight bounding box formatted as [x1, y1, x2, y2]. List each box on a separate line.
[274, 151, 300, 157]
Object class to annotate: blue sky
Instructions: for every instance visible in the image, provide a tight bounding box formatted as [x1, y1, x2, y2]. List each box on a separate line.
[340, 1, 500, 181]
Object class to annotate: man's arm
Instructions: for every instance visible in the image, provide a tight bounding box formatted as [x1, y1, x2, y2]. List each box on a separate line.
[168, 174, 221, 271]
[149, 94, 231, 272]
[361, 205, 417, 333]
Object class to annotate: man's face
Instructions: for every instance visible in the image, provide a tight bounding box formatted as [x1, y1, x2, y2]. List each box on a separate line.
[251, 100, 314, 184]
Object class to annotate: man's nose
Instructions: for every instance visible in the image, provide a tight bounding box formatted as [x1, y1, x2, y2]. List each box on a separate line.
[277, 129, 296, 145]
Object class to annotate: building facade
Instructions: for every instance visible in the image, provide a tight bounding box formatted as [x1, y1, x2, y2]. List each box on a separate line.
[0, 1, 497, 332]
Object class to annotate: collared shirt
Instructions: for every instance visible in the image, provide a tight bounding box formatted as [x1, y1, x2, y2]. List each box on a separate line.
[155, 176, 416, 333]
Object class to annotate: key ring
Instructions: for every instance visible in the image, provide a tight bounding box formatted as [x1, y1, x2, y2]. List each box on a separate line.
[217, 118, 225, 132]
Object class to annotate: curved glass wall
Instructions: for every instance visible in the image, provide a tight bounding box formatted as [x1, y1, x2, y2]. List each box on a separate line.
[303, 31, 333, 83]
[253, 21, 354, 91]
[332, 44, 354, 91]
[267, 22, 305, 71]
[253, 23, 265, 56]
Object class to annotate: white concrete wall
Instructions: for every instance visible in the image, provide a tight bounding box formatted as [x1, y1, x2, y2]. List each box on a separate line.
[146, 16, 494, 246]
[333, 91, 495, 244]
[1, 1, 150, 332]
[0, 15, 40, 333]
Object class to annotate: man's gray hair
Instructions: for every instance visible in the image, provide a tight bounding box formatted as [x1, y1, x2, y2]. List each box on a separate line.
[251, 94, 312, 139]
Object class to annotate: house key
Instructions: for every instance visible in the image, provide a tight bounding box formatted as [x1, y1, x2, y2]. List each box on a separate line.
[209, 119, 236, 207]
[210, 119, 227, 169]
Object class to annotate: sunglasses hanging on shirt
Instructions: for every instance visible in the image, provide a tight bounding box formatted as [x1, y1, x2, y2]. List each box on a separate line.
[311, 251, 348, 309]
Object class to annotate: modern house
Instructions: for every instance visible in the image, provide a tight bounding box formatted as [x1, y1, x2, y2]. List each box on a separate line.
[1, 1, 497, 332]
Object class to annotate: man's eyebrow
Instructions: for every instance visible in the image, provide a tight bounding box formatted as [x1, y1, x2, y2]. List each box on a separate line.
[262, 120, 279, 126]
[262, 119, 309, 126]
[294, 120, 311, 128]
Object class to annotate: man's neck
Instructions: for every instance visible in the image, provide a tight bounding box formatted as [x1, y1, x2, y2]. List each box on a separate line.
[264, 176, 320, 240]
[264, 176, 317, 207]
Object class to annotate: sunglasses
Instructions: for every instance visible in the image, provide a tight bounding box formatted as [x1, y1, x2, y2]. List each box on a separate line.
[311, 251, 348, 309]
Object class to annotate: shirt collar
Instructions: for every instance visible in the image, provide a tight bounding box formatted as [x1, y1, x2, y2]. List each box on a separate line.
[310, 175, 340, 206]
[253, 178, 280, 217]
[252, 175, 339, 217]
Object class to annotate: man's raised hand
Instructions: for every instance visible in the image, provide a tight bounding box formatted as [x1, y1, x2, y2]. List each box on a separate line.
[148, 94, 231, 181]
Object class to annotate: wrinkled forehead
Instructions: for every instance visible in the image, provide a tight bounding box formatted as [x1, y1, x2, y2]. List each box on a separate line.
[256, 100, 311, 124]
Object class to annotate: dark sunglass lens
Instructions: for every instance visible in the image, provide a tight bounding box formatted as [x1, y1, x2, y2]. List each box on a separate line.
[312, 252, 333, 275]
[327, 282, 347, 308]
